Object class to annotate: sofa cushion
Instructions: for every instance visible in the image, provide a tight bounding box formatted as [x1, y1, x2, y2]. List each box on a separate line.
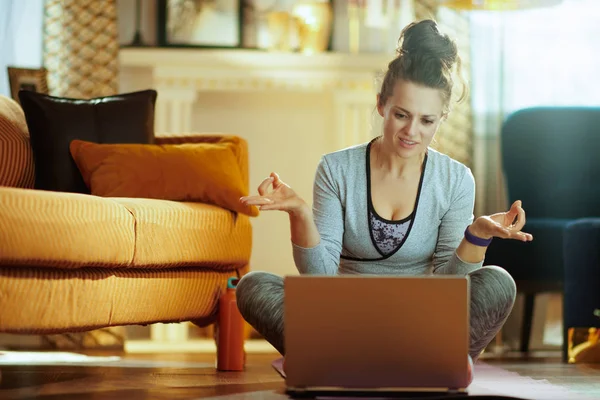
[69, 139, 259, 216]
[0, 95, 34, 188]
[18, 90, 157, 194]
[0, 266, 249, 333]
[112, 198, 253, 269]
[0, 187, 135, 268]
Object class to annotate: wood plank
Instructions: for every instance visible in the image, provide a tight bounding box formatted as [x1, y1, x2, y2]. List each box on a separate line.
[0, 352, 598, 399]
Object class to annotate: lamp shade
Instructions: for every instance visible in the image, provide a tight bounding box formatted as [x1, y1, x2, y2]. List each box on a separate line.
[439, 0, 563, 10]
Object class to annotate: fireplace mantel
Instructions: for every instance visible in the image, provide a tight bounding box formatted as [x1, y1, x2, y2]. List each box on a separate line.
[119, 48, 389, 148]
[120, 48, 391, 88]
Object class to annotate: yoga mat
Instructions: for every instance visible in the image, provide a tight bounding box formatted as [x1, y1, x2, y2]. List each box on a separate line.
[0, 351, 120, 365]
[271, 358, 595, 400]
[0, 351, 217, 369]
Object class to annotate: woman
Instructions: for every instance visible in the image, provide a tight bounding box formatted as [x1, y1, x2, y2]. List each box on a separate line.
[237, 19, 532, 369]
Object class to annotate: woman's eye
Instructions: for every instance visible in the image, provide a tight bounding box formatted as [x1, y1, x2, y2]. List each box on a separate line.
[422, 119, 434, 125]
[395, 113, 407, 119]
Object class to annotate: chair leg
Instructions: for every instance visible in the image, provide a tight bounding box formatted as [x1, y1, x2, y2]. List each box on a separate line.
[562, 324, 570, 363]
[562, 292, 569, 363]
[521, 294, 535, 353]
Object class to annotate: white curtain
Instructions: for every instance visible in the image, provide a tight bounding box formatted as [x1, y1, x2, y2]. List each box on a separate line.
[0, 0, 44, 97]
[469, 0, 600, 217]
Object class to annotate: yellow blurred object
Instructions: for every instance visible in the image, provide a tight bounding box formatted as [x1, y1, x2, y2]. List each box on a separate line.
[266, 11, 294, 52]
[348, 2, 361, 54]
[439, 0, 563, 10]
[292, 1, 333, 54]
[568, 327, 600, 364]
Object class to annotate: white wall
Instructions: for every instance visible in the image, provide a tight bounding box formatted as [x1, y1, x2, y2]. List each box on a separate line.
[0, 0, 44, 97]
[192, 91, 337, 276]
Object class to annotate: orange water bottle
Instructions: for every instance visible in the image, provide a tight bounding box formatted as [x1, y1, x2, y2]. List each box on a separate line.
[216, 277, 245, 371]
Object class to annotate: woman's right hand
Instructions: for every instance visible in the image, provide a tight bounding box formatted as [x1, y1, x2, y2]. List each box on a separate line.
[240, 172, 308, 217]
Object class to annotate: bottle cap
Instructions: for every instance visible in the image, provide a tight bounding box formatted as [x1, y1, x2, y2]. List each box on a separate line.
[227, 277, 239, 289]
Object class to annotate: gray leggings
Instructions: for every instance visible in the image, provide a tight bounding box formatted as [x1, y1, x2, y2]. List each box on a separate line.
[236, 266, 516, 361]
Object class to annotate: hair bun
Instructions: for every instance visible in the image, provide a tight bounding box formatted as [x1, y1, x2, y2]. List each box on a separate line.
[378, 19, 467, 112]
[398, 19, 457, 66]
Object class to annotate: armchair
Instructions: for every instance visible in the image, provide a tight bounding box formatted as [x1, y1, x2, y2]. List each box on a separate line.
[484, 107, 600, 355]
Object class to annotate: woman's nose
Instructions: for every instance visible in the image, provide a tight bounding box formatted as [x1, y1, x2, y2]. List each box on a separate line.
[404, 119, 418, 137]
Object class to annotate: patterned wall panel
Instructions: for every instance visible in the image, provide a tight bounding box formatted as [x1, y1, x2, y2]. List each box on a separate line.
[43, 0, 119, 99]
[415, 0, 474, 168]
[40, 0, 123, 350]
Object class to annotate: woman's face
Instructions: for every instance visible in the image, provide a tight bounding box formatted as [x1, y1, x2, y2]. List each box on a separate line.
[377, 80, 446, 160]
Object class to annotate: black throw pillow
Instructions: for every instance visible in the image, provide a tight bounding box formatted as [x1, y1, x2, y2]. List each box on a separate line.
[18, 89, 157, 194]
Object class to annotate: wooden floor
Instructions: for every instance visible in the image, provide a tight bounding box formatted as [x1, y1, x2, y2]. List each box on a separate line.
[0, 351, 599, 400]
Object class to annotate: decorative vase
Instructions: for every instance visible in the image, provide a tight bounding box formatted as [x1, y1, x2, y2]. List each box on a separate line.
[266, 11, 294, 52]
[291, 0, 333, 54]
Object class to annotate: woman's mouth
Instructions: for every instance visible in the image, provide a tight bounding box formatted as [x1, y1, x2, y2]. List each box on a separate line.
[398, 138, 418, 148]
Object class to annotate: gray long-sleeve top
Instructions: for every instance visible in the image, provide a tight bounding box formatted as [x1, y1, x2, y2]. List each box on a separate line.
[292, 140, 483, 276]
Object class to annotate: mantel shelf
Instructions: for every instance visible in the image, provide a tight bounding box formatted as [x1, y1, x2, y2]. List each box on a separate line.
[119, 46, 381, 140]
[119, 47, 392, 72]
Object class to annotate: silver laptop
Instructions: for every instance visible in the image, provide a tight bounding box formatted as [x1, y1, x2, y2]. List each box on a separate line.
[283, 275, 471, 396]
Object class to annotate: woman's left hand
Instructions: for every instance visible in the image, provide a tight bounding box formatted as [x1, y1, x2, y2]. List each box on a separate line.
[469, 200, 534, 242]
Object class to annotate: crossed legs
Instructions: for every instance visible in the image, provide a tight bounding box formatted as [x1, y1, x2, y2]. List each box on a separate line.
[236, 266, 516, 360]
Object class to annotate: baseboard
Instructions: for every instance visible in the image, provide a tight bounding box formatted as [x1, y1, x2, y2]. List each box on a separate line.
[124, 338, 275, 354]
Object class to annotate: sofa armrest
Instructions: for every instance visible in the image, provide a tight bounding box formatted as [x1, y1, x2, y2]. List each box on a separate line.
[0, 95, 35, 189]
[155, 133, 250, 191]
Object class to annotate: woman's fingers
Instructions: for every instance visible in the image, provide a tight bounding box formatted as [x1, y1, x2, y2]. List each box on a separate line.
[258, 203, 281, 211]
[259, 197, 300, 212]
[501, 228, 533, 242]
[271, 172, 280, 183]
[510, 231, 534, 242]
[239, 195, 285, 212]
[483, 204, 533, 242]
[505, 200, 520, 225]
[487, 215, 534, 242]
[239, 196, 273, 206]
[512, 204, 526, 231]
[504, 200, 526, 232]
[242, 172, 298, 213]
[503, 200, 527, 231]
[257, 176, 274, 196]
[492, 222, 511, 238]
[257, 172, 287, 194]
[271, 172, 288, 190]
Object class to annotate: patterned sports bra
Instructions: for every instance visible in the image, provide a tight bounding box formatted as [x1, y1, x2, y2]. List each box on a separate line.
[365, 147, 426, 258]
[368, 209, 412, 256]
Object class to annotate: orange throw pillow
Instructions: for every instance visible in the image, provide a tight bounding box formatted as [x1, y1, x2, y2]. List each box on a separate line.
[69, 139, 258, 216]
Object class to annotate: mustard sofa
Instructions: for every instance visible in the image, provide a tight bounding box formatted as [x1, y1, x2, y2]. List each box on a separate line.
[0, 94, 252, 340]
